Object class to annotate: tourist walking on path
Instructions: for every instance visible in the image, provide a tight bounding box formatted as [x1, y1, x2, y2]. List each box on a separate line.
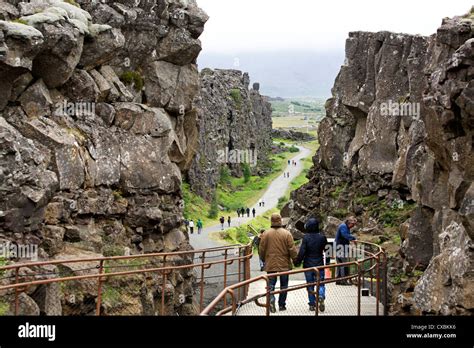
[197, 219, 203, 234]
[288, 160, 291, 165]
[219, 216, 225, 230]
[241, 207, 245, 217]
[246, 208, 250, 217]
[252, 229, 266, 271]
[237, 209, 241, 218]
[189, 220, 194, 234]
[294, 218, 328, 312]
[227, 216, 231, 227]
[184, 219, 189, 233]
[252, 208, 256, 218]
[335, 216, 358, 285]
[259, 213, 298, 313]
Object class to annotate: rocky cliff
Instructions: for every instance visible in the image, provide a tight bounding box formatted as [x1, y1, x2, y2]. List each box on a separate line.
[187, 69, 273, 200]
[0, 0, 207, 315]
[286, 12, 473, 315]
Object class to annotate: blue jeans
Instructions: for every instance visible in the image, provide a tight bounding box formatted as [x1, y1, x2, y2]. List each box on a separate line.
[304, 270, 325, 305]
[268, 273, 289, 307]
[337, 257, 349, 279]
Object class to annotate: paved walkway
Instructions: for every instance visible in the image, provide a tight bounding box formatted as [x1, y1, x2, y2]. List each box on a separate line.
[189, 145, 312, 252]
[230, 280, 382, 316]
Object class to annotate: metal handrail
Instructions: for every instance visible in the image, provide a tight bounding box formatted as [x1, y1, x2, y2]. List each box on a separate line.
[0, 240, 254, 315]
[201, 240, 387, 316]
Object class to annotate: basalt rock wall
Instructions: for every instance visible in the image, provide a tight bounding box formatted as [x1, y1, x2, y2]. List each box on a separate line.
[188, 69, 273, 200]
[286, 12, 473, 315]
[0, 0, 208, 315]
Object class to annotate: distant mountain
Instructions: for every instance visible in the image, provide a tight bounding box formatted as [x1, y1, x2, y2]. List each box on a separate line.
[197, 50, 345, 98]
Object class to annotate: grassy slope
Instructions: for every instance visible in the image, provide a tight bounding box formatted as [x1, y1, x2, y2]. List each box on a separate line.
[183, 149, 298, 227]
[217, 208, 279, 245]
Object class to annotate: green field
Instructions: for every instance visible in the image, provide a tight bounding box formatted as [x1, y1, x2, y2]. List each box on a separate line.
[271, 97, 325, 131]
[270, 98, 326, 115]
[272, 116, 319, 130]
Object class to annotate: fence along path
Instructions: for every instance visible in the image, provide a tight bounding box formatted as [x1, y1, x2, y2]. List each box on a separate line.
[201, 240, 387, 316]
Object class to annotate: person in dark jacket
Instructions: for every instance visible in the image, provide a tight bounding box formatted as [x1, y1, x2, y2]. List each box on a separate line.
[252, 208, 256, 217]
[246, 208, 250, 217]
[237, 209, 241, 218]
[335, 216, 358, 285]
[252, 229, 265, 271]
[294, 218, 328, 312]
[219, 216, 225, 230]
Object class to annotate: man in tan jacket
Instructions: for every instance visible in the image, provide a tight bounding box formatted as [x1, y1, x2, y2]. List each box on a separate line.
[259, 213, 298, 312]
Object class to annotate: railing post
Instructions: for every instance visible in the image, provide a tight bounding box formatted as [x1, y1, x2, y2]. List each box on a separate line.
[14, 267, 19, 316]
[237, 247, 242, 301]
[370, 258, 374, 296]
[315, 269, 320, 317]
[161, 255, 167, 316]
[265, 277, 271, 316]
[376, 255, 380, 316]
[223, 249, 228, 308]
[245, 245, 251, 297]
[199, 252, 205, 312]
[357, 262, 361, 316]
[95, 260, 105, 316]
[231, 290, 237, 316]
[383, 252, 388, 316]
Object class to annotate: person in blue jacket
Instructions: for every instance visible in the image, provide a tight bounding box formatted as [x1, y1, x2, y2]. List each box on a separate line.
[335, 216, 358, 285]
[294, 218, 329, 312]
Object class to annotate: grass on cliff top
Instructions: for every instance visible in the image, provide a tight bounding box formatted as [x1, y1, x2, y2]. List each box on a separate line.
[229, 89, 242, 108]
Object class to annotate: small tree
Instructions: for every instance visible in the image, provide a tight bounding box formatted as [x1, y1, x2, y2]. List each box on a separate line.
[208, 193, 219, 219]
[242, 163, 251, 183]
[219, 166, 231, 186]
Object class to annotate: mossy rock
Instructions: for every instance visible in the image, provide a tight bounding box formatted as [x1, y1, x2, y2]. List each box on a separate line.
[120, 71, 144, 92]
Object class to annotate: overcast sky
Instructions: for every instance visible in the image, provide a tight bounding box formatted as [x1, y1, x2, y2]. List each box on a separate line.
[196, 0, 473, 53]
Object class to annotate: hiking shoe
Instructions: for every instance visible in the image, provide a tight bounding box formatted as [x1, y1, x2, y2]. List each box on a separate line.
[319, 298, 325, 312]
[279, 306, 287, 311]
[309, 305, 316, 312]
[336, 280, 351, 286]
[269, 302, 276, 313]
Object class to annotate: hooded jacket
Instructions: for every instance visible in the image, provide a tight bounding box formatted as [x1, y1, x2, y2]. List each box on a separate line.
[294, 218, 328, 268]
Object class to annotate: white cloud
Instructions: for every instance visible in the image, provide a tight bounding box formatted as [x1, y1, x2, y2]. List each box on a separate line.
[196, 0, 473, 53]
